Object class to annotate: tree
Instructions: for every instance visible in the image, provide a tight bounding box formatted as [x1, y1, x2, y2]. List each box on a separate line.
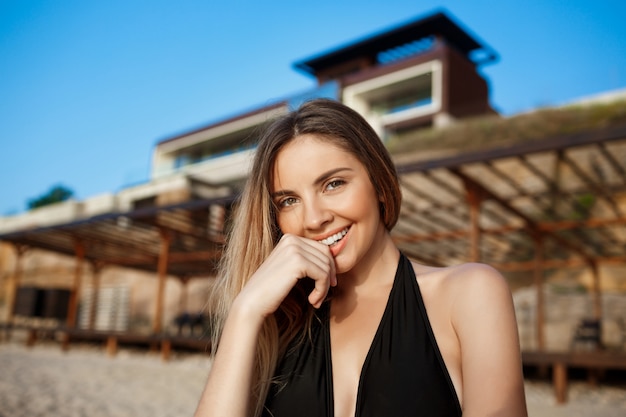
[27, 185, 74, 210]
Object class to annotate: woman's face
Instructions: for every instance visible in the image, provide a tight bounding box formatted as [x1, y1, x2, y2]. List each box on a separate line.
[271, 134, 386, 275]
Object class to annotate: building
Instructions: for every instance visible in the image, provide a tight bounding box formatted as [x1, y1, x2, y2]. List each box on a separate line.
[142, 10, 497, 210]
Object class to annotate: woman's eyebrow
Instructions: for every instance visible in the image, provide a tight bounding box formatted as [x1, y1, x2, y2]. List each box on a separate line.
[271, 189, 292, 199]
[313, 167, 353, 185]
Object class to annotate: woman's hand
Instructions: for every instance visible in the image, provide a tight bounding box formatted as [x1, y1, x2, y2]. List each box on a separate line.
[235, 233, 337, 318]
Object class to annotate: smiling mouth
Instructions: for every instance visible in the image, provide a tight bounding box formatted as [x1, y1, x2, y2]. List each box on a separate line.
[318, 227, 349, 246]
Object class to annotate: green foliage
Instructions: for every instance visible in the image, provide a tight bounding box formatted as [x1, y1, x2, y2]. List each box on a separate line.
[27, 184, 74, 210]
[386, 99, 626, 155]
[573, 193, 596, 220]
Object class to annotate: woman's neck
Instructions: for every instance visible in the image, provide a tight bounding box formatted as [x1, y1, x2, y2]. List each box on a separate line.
[335, 231, 399, 295]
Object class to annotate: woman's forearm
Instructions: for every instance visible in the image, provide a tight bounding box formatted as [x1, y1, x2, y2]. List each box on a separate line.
[194, 300, 265, 417]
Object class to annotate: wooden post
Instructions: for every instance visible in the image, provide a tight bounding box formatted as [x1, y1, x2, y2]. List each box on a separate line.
[465, 181, 482, 263]
[5, 244, 28, 323]
[66, 240, 85, 329]
[161, 339, 172, 362]
[589, 261, 602, 321]
[88, 263, 103, 331]
[62, 240, 85, 350]
[106, 336, 118, 356]
[553, 362, 568, 404]
[153, 229, 171, 334]
[533, 235, 545, 350]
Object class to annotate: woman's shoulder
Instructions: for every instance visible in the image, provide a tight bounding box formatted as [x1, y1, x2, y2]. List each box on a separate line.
[411, 260, 511, 312]
[412, 260, 504, 286]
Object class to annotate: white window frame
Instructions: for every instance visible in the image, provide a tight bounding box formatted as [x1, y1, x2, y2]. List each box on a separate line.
[342, 60, 442, 135]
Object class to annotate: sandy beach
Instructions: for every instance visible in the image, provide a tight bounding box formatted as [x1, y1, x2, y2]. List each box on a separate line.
[0, 341, 625, 417]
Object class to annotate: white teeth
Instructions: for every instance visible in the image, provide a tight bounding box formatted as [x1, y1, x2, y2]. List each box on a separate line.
[319, 228, 348, 246]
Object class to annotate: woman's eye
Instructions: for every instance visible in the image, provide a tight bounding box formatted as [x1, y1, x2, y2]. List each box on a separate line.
[326, 179, 345, 190]
[279, 197, 298, 207]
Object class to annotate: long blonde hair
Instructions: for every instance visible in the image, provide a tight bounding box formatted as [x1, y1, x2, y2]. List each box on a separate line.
[209, 98, 401, 416]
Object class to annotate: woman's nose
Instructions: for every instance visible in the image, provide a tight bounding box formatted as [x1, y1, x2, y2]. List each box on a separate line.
[303, 198, 332, 230]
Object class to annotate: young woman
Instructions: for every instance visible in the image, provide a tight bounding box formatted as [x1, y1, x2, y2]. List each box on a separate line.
[194, 99, 527, 417]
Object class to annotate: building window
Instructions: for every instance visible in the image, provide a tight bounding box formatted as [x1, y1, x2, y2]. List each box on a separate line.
[370, 72, 433, 116]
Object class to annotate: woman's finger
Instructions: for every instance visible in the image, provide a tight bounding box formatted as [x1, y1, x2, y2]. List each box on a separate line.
[240, 234, 335, 315]
[283, 235, 336, 307]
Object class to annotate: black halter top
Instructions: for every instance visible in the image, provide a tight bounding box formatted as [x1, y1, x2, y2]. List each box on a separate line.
[263, 254, 462, 416]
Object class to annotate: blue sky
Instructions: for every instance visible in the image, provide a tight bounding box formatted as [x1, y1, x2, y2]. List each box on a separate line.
[1, 0, 625, 215]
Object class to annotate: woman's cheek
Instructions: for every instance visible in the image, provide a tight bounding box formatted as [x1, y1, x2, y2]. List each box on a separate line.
[277, 210, 302, 235]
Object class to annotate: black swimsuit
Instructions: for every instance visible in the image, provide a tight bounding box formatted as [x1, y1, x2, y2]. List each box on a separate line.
[263, 254, 462, 416]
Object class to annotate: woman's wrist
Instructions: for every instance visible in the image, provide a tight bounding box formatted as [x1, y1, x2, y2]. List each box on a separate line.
[229, 295, 267, 330]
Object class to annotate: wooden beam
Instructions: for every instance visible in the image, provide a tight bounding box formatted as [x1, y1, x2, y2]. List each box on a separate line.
[96, 249, 221, 268]
[561, 152, 623, 218]
[449, 167, 594, 264]
[168, 250, 222, 263]
[598, 142, 626, 183]
[493, 255, 626, 272]
[400, 248, 447, 267]
[393, 215, 626, 244]
[538, 216, 626, 232]
[94, 255, 158, 266]
[393, 228, 471, 243]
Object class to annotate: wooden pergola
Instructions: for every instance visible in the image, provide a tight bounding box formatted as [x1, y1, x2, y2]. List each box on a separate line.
[391, 123, 626, 349]
[2, 196, 234, 336]
[2, 123, 626, 353]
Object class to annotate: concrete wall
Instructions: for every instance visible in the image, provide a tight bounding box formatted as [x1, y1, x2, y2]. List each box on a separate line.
[514, 285, 626, 351]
